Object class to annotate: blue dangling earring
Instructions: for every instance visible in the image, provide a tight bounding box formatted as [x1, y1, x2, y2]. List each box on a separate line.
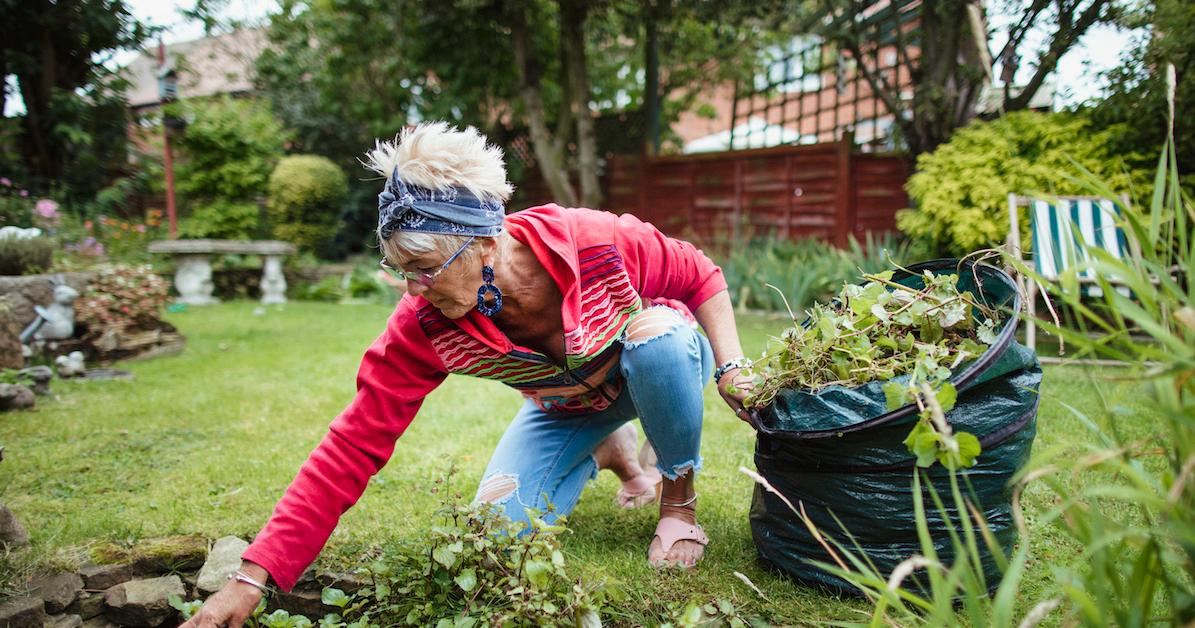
[476, 265, 503, 317]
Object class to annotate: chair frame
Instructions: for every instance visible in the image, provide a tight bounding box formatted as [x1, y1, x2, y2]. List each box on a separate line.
[1005, 193, 1135, 354]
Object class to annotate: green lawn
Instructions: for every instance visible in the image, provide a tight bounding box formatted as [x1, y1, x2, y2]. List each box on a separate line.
[0, 302, 1163, 624]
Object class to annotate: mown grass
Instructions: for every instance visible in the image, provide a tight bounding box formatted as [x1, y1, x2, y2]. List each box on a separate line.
[0, 301, 1163, 625]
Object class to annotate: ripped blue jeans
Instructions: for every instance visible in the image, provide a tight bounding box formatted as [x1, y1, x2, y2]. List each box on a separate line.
[475, 308, 714, 526]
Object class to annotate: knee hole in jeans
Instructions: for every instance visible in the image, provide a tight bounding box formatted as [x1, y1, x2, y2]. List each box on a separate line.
[624, 309, 686, 347]
[478, 473, 519, 504]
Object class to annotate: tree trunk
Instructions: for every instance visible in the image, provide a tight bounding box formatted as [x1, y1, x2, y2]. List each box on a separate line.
[907, 0, 987, 156]
[560, 0, 601, 208]
[509, 3, 578, 206]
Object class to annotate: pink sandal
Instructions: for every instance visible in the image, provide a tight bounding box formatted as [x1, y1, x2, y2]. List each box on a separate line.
[648, 514, 709, 570]
[614, 468, 662, 508]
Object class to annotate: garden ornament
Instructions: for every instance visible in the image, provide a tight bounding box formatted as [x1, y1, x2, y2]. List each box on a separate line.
[55, 351, 86, 378]
[19, 278, 78, 343]
[33, 281, 79, 341]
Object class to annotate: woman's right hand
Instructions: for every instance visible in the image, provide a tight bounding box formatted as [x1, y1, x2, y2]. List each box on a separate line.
[178, 563, 267, 628]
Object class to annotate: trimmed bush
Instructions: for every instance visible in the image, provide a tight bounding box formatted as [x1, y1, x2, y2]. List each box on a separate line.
[179, 200, 263, 240]
[897, 111, 1140, 256]
[267, 155, 348, 254]
[0, 236, 54, 275]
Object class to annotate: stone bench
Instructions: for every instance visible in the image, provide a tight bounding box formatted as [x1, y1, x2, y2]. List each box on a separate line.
[148, 239, 296, 305]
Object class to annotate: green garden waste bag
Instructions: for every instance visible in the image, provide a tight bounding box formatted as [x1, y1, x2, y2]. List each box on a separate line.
[746, 259, 1041, 595]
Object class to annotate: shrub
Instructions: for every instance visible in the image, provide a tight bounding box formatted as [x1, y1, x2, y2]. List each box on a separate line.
[339, 486, 611, 626]
[717, 232, 920, 313]
[267, 155, 348, 255]
[172, 97, 288, 204]
[179, 201, 263, 240]
[897, 111, 1141, 256]
[0, 177, 32, 227]
[0, 236, 54, 275]
[76, 265, 170, 330]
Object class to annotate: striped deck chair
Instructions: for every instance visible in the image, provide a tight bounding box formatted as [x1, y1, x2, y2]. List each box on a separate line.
[1006, 194, 1136, 351]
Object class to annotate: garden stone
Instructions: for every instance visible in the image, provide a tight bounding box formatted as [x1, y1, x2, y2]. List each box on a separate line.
[102, 575, 185, 626]
[91, 535, 207, 576]
[270, 589, 336, 619]
[195, 536, 248, 595]
[80, 617, 118, 628]
[26, 572, 83, 614]
[0, 502, 30, 548]
[46, 614, 83, 628]
[65, 593, 104, 620]
[0, 596, 44, 628]
[0, 383, 35, 411]
[77, 564, 134, 592]
[18, 366, 52, 395]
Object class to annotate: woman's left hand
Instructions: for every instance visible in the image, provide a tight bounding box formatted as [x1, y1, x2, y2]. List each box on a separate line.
[717, 368, 756, 424]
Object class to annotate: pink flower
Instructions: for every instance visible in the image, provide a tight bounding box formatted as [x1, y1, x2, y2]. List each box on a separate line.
[135, 224, 146, 233]
[19, 189, 28, 197]
[35, 199, 59, 218]
[0, 178, 10, 187]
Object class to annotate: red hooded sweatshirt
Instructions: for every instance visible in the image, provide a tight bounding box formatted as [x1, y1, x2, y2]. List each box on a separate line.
[242, 204, 727, 591]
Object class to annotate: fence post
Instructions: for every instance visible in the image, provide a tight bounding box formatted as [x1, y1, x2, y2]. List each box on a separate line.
[834, 133, 856, 247]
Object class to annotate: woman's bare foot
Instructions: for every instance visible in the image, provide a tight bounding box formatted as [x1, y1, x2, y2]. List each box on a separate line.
[647, 473, 706, 569]
[594, 424, 660, 508]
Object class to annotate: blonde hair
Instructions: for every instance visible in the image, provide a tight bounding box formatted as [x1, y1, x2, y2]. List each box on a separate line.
[364, 122, 513, 265]
[362, 122, 513, 203]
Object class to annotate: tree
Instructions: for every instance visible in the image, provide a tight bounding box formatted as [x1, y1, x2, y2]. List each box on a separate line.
[803, 0, 1125, 157]
[255, 0, 787, 214]
[0, 0, 149, 199]
[1086, 0, 1194, 177]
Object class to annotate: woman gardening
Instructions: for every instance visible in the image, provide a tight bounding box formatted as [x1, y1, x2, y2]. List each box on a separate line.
[182, 123, 755, 627]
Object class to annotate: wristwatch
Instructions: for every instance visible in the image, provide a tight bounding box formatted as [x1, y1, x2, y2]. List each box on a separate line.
[713, 357, 753, 383]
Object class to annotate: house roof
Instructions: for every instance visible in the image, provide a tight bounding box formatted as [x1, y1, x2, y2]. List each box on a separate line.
[121, 28, 268, 109]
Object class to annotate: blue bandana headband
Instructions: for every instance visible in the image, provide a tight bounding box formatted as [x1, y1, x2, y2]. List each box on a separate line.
[377, 171, 505, 239]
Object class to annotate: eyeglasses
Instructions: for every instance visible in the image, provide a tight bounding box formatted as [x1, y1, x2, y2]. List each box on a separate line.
[379, 236, 476, 287]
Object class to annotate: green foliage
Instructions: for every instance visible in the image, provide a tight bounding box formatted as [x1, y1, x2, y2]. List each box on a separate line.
[748, 269, 995, 470]
[898, 112, 1140, 256]
[180, 201, 264, 241]
[171, 96, 287, 239]
[292, 276, 344, 302]
[717, 231, 923, 313]
[0, 178, 34, 227]
[267, 155, 348, 254]
[339, 486, 612, 627]
[1086, 0, 1195, 179]
[0, 370, 34, 387]
[0, 0, 148, 201]
[0, 236, 54, 276]
[798, 93, 1195, 626]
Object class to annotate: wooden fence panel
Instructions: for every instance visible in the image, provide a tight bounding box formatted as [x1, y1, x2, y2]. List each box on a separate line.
[512, 140, 909, 247]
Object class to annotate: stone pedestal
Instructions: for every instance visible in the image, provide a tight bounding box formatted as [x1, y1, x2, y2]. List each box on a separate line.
[148, 240, 296, 305]
[173, 255, 217, 306]
[260, 255, 287, 305]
